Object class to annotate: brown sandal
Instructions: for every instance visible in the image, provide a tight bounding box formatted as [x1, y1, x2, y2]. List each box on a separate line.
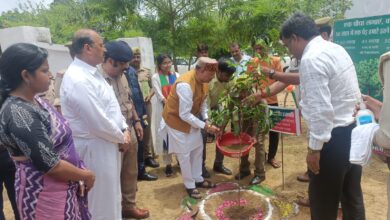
[186, 188, 202, 199]
[267, 159, 281, 168]
[295, 196, 310, 207]
[195, 180, 216, 188]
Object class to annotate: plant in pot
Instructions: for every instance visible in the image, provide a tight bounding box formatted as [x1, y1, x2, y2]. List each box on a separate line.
[210, 50, 274, 157]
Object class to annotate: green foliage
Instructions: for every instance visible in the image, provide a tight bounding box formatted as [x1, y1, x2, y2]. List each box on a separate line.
[0, 0, 141, 43]
[0, 0, 352, 58]
[355, 59, 383, 100]
[210, 61, 271, 136]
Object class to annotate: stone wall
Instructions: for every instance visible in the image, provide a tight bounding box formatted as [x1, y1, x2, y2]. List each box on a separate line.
[0, 26, 155, 77]
[117, 37, 156, 74]
[0, 26, 71, 76]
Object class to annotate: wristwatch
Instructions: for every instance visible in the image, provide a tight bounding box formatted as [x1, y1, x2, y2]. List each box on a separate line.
[133, 119, 141, 125]
[307, 147, 321, 154]
[269, 69, 276, 79]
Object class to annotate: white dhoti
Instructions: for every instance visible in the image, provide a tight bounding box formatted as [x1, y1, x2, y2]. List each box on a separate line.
[61, 60, 127, 220]
[74, 138, 122, 220]
[159, 79, 210, 189]
[176, 146, 204, 189]
[161, 121, 204, 189]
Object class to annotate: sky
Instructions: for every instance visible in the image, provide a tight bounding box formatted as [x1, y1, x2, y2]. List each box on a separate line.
[0, 0, 53, 14]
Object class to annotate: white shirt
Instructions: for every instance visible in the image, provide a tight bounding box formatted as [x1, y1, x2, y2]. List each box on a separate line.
[299, 36, 361, 150]
[60, 58, 127, 143]
[231, 54, 251, 77]
[162, 82, 208, 153]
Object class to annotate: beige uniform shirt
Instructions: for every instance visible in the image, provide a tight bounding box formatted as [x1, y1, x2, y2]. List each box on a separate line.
[137, 67, 153, 98]
[53, 70, 66, 107]
[99, 66, 134, 120]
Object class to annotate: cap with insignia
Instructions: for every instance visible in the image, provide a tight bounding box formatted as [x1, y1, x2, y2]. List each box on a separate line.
[315, 17, 332, 27]
[104, 40, 133, 62]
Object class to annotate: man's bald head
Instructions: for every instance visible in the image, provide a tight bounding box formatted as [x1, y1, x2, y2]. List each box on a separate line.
[71, 29, 105, 66]
[72, 29, 98, 55]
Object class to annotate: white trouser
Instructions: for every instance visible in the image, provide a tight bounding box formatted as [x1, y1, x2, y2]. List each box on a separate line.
[74, 138, 122, 220]
[176, 145, 204, 189]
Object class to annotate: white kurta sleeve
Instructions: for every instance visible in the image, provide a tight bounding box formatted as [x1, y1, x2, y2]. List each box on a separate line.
[176, 83, 206, 129]
[152, 74, 165, 102]
[69, 81, 125, 143]
[200, 97, 208, 120]
[300, 58, 335, 150]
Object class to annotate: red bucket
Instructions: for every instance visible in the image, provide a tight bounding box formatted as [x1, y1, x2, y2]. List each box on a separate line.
[216, 132, 256, 158]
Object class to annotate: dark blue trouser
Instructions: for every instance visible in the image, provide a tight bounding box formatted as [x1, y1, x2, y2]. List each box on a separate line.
[137, 121, 146, 175]
[309, 123, 365, 220]
[267, 103, 280, 160]
[137, 139, 145, 175]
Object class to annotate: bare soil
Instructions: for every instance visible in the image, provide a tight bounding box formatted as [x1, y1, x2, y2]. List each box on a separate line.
[3, 92, 388, 219]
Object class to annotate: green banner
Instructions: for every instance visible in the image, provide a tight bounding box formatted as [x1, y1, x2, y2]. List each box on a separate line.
[334, 14, 390, 63]
[334, 14, 390, 99]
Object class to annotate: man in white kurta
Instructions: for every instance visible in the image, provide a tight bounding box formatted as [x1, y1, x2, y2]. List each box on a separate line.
[161, 57, 220, 198]
[61, 29, 131, 220]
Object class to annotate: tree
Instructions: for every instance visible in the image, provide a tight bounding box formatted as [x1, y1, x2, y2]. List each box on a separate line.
[355, 59, 383, 100]
[0, 0, 354, 60]
[142, 0, 215, 71]
[0, 0, 142, 43]
[82, 0, 142, 39]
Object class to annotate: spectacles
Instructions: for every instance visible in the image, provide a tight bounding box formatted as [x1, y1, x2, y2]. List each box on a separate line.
[162, 61, 172, 65]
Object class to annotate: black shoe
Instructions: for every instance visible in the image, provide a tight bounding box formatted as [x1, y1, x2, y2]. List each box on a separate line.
[165, 165, 173, 177]
[202, 166, 211, 178]
[234, 171, 251, 180]
[213, 165, 232, 175]
[138, 172, 158, 181]
[249, 175, 265, 185]
[145, 157, 160, 168]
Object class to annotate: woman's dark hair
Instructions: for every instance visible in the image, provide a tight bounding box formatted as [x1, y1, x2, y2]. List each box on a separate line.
[0, 43, 48, 108]
[197, 43, 208, 53]
[156, 54, 172, 71]
[280, 13, 319, 40]
[218, 58, 236, 76]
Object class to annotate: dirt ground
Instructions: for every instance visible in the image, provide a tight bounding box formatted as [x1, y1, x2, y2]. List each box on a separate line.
[2, 92, 388, 219]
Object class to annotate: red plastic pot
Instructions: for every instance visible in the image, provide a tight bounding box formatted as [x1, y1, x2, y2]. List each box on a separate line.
[216, 132, 256, 158]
